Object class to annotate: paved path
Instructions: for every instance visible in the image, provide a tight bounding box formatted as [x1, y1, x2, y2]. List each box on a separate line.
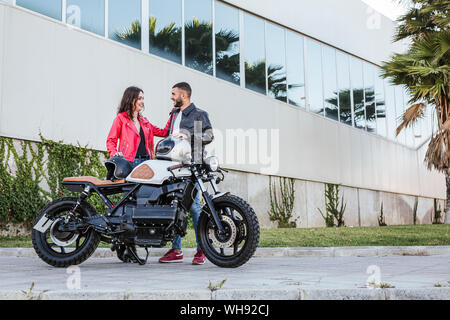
[0, 251, 449, 300]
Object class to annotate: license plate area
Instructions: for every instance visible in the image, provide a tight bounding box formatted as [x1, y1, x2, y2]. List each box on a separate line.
[33, 215, 54, 233]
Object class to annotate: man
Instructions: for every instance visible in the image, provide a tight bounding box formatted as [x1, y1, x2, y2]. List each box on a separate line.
[159, 82, 214, 265]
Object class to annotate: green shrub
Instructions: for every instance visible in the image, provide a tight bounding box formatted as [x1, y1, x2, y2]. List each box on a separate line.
[0, 135, 111, 228]
[318, 183, 346, 227]
[268, 176, 297, 228]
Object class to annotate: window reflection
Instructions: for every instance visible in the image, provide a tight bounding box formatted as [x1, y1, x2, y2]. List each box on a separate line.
[286, 31, 305, 108]
[185, 0, 213, 75]
[149, 0, 182, 64]
[322, 46, 338, 121]
[266, 23, 287, 102]
[305, 39, 323, 115]
[403, 90, 415, 147]
[336, 52, 352, 126]
[395, 85, 406, 144]
[350, 58, 365, 130]
[17, 0, 62, 20]
[364, 63, 376, 133]
[66, 0, 104, 36]
[215, 1, 240, 85]
[375, 68, 387, 137]
[385, 82, 397, 140]
[109, 0, 141, 50]
[244, 14, 266, 95]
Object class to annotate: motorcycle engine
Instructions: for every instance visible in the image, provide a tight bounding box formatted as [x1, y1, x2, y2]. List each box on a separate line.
[119, 205, 189, 249]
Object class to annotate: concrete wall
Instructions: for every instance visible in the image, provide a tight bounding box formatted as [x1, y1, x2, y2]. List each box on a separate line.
[0, 3, 446, 204]
[217, 167, 443, 228]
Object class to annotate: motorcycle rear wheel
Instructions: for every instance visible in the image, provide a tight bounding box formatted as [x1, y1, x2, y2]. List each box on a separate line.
[198, 194, 260, 268]
[31, 197, 100, 268]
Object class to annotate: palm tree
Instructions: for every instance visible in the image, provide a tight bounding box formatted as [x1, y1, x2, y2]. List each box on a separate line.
[380, 0, 450, 223]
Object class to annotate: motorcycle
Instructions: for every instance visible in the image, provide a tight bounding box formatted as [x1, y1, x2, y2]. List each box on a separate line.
[31, 137, 260, 268]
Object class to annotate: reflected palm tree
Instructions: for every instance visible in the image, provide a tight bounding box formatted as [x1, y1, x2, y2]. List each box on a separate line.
[115, 19, 289, 101]
[113, 19, 141, 49]
[216, 28, 240, 84]
[245, 61, 287, 101]
[115, 18, 241, 78]
[149, 17, 181, 63]
[185, 18, 213, 74]
[323, 88, 385, 133]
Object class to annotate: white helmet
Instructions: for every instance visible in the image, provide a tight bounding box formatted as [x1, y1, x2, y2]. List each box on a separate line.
[155, 136, 191, 163]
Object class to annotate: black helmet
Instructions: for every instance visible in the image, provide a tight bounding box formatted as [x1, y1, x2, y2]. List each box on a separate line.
[105, 156, 132, 181]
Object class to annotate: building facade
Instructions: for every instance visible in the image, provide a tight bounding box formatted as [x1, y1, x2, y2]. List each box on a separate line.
[0, 0, 445, 228]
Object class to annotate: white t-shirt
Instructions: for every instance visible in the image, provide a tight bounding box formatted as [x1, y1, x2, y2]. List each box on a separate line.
[172, 111, 182, 134]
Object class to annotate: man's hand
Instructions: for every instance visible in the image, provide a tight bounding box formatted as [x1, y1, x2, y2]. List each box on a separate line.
[113, 152, 124, 157]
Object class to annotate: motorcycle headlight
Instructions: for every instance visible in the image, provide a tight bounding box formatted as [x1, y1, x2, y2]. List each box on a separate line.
[205, 156, 219, 172]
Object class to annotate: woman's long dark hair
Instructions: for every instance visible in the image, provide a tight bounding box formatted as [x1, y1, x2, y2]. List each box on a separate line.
[118, 86, 143, 120]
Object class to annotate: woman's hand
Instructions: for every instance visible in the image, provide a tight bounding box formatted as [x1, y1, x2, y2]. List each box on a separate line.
[113, 152, 124, 157]
[172, 133, 188, 140]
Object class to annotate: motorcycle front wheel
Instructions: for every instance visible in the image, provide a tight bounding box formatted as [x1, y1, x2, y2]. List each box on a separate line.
[31, 197, 100, 268]
[198, 194, 260, 268]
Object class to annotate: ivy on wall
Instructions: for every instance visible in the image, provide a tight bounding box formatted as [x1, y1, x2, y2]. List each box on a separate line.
[0, 135, 111, 229]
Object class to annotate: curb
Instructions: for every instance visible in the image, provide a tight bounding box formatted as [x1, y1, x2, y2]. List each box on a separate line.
[1, 246, 450, 259]
[1, 288, 449, 300]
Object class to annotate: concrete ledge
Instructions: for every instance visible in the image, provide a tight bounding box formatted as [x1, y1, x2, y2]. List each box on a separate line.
[1, 288, 449, 300]
[2, 246, 450, 259]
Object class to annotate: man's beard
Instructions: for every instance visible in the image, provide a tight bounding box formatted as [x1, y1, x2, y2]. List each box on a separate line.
[174, 99, 183, 108]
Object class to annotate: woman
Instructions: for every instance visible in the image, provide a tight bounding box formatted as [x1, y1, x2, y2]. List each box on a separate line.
[107, 86, 172, 169]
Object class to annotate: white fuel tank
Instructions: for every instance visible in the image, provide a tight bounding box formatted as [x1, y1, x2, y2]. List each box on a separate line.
[125, 160, 191, 185]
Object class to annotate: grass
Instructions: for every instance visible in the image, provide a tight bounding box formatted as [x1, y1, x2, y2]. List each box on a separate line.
[1, 224, 449, 248]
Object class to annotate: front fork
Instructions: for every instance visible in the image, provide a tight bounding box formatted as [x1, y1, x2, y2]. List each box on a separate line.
[194, 169, 226, 235]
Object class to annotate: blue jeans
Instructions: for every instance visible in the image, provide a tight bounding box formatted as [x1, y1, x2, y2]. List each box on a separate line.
[130, 158, 148, 169]
[172, 184, 201, 250]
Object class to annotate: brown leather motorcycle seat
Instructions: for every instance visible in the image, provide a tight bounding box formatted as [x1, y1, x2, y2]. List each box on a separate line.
[62, 176, 126, 186]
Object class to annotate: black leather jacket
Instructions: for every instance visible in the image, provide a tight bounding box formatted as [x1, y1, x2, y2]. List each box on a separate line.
[168, 103, 214, 161]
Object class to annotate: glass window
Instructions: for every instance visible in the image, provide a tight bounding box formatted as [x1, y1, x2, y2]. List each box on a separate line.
[266, 23, 287, 102]
[149, 0, 182, 64]
[336, 52, 352, 126]
[215, 1, 240, 85]
[363, 63, 376, 133]
[17, 0, 62, 20]
[394, 85, 406, 144]
[109, 0, 141, 50]
[184, 0, 213, 75]
[286, 31, 305, 108]
[305, 39, 323, 115]
[244, 14, 266, 95]
[374, 68, 387, 137]
[66, 0, 104, 36]
[385, 81, 397, 141]
[403, 90, 415, 147]
[350, 57, 365, 130]
[322, 46, 338, 121]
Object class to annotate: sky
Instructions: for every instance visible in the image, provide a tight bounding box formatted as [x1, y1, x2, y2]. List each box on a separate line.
[361, 0, 410, 21]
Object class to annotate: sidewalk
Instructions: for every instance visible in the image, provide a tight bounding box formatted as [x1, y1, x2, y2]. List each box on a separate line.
[1, 245, 450, 259]
[0, 246, 449, 300]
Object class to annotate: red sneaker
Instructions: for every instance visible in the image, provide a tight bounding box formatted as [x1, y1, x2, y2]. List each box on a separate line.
[159, 249, 183, 263]
[192, 249, 206, 265]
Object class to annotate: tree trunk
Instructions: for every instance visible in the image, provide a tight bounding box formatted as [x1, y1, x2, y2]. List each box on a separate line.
[446, 169, 450, 224]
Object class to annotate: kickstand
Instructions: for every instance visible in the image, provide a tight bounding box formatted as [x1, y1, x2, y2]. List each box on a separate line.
[126, 246, 149, 266]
